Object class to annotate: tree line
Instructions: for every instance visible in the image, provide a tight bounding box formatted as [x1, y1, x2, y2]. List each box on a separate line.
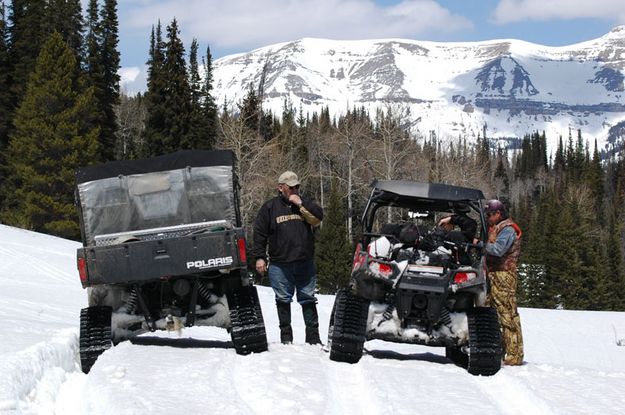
[0, 3, 623, 310]
[0, 0, 119, 237]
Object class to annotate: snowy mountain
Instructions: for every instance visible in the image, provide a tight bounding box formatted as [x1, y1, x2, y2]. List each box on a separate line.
[2, 223, 625, 414]
[213, 26, 625, 154]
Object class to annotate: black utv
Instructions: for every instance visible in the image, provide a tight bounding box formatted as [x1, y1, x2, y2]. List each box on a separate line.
[75, 150, 267, 373]
[327, 180, 502, 376]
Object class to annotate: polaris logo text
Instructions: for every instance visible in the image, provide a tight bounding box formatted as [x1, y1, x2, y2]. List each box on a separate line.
[187, 256, 233, 269]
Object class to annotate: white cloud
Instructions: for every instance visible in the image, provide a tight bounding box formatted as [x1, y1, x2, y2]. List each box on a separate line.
[118, 66, 146, 94]
[121, 0, 472, 50]
[492, 0, 625, 24]
[119, 66, 141, 85]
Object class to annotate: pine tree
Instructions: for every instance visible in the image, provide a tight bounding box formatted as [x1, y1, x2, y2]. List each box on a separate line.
[160, 18, 192, 151]
[0, 32, 100, 239]
[608, 157, 625, 309]
[554, 135, 565, 171]
[476, 125, 491, 175]
[517, 196, 547, 307]
[49, 0, 84, 60]
[239, 83, 260, 134]
[201, 44, 218, 147]
[8, 0, 50, 104]
[0, 1, 10, 204]
[84, 0, 107, 156]
[535, 188, 569, 308]
[186, 38, 207, 149]
[98, 0, 120, 160]
[142, 21, 167, 156]
[493, 146, 509, 198]
[0, 1, 10, 150]
[585, 139, 605, 216]
[189, 38, 201, 106]
[315, 181, 352, 294]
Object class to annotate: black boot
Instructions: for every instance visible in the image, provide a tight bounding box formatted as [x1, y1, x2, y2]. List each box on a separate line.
[276, 302, 293, 344]
[302, 302, 322, 345]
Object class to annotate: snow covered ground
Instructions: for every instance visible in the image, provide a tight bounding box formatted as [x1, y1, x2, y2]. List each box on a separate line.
[1, 223, 625, 414]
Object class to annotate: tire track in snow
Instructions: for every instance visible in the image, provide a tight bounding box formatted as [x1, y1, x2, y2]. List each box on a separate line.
[82, 331, 255, 414]
[0, 245, 72, 282]
[354, 344, 505, 415]
[232, 343, 329, 414]
[472, 366, 560, 415]
[509, 363, 625, 414]
[322, 354, 382, 415]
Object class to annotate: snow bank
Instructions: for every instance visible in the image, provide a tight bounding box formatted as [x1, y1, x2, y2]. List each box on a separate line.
[0, 329, 81, 413]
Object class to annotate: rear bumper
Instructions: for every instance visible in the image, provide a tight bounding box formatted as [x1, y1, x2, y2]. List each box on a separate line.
[367, 303, 469, 346]
[79, 228, 246, 286]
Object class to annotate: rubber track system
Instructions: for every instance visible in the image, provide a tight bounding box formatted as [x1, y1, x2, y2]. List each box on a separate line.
[466, 307, 502, 376]
[79, 306, 113, 374]
[227, 286, 268, 355]
[329, 290, 370, 364]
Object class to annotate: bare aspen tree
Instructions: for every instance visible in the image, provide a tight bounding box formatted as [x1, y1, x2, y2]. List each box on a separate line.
[114, 92, 147, 159]
[216, 112, 279, 228]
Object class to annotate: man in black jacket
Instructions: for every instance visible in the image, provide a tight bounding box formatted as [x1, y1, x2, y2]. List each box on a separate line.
[253, 171, 324, 345]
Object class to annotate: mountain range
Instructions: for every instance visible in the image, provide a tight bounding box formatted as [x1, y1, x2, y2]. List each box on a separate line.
[212, 26, 625, 155]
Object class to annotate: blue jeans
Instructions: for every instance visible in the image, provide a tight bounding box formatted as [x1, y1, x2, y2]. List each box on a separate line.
[268, 260, 317, 304]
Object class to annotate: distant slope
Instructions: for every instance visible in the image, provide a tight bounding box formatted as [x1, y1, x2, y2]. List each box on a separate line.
[213, 26, 625, 154]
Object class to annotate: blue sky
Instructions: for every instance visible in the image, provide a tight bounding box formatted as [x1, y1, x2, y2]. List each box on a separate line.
[114, 0, 625, 91]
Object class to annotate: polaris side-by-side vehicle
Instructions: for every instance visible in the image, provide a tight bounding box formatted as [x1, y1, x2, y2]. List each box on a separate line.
[75, 150, 267, 373]
[327, 180, 502, 376]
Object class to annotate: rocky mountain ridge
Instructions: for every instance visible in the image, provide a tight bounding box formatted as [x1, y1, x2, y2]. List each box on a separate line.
[212, 26, 625, 154]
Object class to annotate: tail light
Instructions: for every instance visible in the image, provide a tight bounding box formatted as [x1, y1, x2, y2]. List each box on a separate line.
[237, 238, 247, 263]
[369, 261, 394, 278]
[352, 243, 366, 271]
[77, 257, 88, 284]
[454, 271, 477, 284]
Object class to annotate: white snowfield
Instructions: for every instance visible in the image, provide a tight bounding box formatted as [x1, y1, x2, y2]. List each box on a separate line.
[1, 223, 625, 414]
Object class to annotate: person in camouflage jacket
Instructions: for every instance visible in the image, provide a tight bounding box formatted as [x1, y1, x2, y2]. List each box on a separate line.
[483, 199, 524, 366]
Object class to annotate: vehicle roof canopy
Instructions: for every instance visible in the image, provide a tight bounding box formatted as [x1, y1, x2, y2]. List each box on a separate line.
[75, 150, 240, 246]
[76, 150, 235, 184]
[369, 179, 484, 211]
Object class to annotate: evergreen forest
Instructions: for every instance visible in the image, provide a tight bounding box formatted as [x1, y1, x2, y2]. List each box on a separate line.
[0, 1, 624, 310]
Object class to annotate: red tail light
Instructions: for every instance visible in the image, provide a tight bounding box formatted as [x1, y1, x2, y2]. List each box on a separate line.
[352, 243, 366, 271]
[454, 272, 476, 284]
[77, 257, 88, 283]
[237, 238, 247, 263]
[369, 261, 394, 278]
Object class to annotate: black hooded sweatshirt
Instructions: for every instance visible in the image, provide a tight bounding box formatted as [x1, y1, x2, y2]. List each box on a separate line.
[252, 193, 323, 263]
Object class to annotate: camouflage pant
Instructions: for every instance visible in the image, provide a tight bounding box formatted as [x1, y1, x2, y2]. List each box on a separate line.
[486, 270, 524, 365]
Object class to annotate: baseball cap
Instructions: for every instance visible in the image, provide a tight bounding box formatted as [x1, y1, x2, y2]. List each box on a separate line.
[278, 171, 300, 187]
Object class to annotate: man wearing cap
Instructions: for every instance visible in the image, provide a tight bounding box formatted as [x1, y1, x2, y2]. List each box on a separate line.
[483, 199, 524, 366]
[252, 171, 324, 345]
